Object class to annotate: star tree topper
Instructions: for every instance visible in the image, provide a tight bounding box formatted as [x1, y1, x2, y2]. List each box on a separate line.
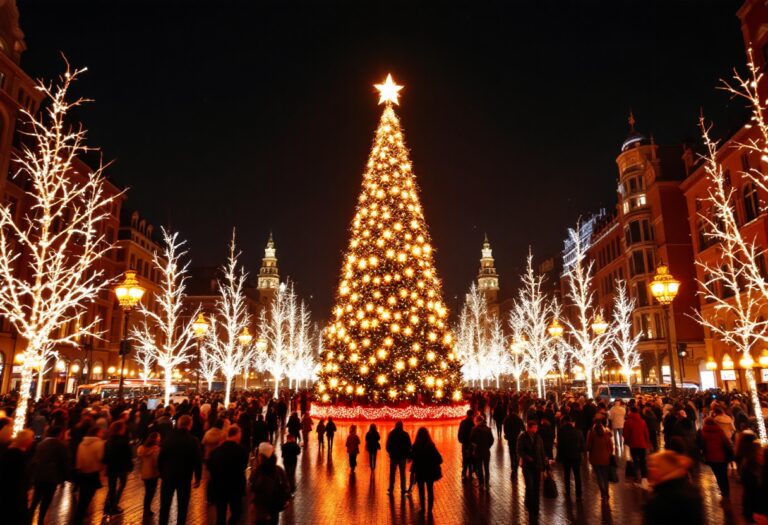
[375, 74, 403, 105]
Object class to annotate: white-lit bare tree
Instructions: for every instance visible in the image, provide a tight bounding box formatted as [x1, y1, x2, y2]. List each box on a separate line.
[0, 66, 120, 436]
[257, 281, 301, 398]
[130, 230, 199, 405]
[286, 300, 316, 389]
[488, 317, 512, 389]
[133, 344, 155, 385]
[611, 280, 641, 388]
[198, 344, 218, 392]
[454, 283, 492, 387]
[562, 224, 608, 399]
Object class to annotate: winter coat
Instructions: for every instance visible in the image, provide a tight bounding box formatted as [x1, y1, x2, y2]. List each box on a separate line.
[538, 420, 555, 458]
[346, 434, 361, 454]
[643, 477, 704, 525]
[250, 456, 290, 522]
[698, 419, 732, 464]
[281, 441, 301, 466]
[137, 444, 160, 480]
[503, 413, 525, 446]
[325, 420, 337, 437]
[713, 414, 736, 441]
[556, 424, 585, 463]
[623, 412, 651, 450]
[365, 429, 381, 452]
[287, 415, 301, 437]
[410, 442, 443, 482]
[300, 415, 313, 434]
[470, 424, 495, 460]
[31, 437, 69, 485]
[76, 436, 105, 474]
[457, 417, 474, 447]
[608, 405, 626, 429]
[586, 426, 613, 467]
[104, 434, 133, 476]
[0, 448, 32, 525]
[202, 427, 224, 460]
[386, 427, 412, 460]
[207, 441, 249, 498]
[158, 428, 202, 483]
[517, 431, 546, 471]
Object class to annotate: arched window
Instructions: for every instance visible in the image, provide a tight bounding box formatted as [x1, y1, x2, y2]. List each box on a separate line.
[743, 182, 760, 222]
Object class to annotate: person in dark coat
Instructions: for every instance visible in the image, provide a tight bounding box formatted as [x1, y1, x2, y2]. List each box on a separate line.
[410, 427, 443, 516]
[492, 402, 506, 438]
[0, 430, 34, 525]
[557, 416, 585, 498]
[503, 408, 525, 476]
[286, 411, 301, 442]
[537, 418, 555, 459]
[517, 419, 546, 517]
[365, 423, 381, 469]
[250, 443, 290, 525]
[316, 418, 326, 450]
[266, 408, 278, 443]
[671, 410, 699, 462]
[252, 414, 268, 448]
[642, 405, 660, 452]
[29, 426, 69, 525]
[281, 434, 301, 491]
[158, 415, 203, 525]
[207, 425, 249, 525]
[325, 417, 338, 451]
[740, 440, 762, 523]
[470, 415, 495, 489]
[386, 421, 412, 495]
[103, 420, 133, 515]
[581, 401, 597, 438]
[457, 409, 475, 479]
[643, 450, 703, 525]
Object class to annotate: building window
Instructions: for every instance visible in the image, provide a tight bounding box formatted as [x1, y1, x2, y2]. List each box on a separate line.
[743, 182, 760, 222]
[630, 250, 646, 277]
[634, 280, 649, 307]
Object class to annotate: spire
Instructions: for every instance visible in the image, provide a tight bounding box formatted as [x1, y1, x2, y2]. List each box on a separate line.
[621, 109, 647, 152]
[258, 233, 279, 291]
[478, 235, 499, 293]
[628, 109, 636, 132]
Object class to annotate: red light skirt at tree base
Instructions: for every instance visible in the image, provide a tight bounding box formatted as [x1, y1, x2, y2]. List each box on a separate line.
[310, 402, 470, 421]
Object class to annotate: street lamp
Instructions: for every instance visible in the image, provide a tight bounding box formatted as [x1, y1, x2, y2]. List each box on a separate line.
[591, 313, 608, 336]
[548, 318, 564, 339]
[238, 327, 253, 389]
[759, 349, 768, 368]
[192, 312, 209, 392]
[114, 271, 145, 400]
[649, 264, 680, 394]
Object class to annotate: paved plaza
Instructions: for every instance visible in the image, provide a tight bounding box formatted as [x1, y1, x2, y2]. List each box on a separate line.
[38, 419, 742, 525]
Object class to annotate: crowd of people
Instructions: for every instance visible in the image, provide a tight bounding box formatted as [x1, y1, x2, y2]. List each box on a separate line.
[0, 386, 766, 524]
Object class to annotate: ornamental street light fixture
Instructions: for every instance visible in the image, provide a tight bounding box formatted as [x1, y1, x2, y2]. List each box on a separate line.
[591, 313, 608, 336]
[238, 327, 253, 346]
[114, 271, 145, 400]
[759, 349, 768, 368]
[649, 264, 680, 394]
[192, 312, 209, 392]
[548, 318, 564, 339]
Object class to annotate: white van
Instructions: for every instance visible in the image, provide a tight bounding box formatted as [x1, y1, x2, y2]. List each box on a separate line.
[595, 384, 634, 403]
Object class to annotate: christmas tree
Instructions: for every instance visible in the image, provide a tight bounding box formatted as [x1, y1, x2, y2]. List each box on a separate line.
[317, 75, 462, 408]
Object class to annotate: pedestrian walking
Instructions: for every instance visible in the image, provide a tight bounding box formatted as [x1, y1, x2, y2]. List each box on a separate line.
[458, 409, 475, 480]
[250, 442, 291, 525]
[503, 408, 525, 477]
[208, 425, 249, 525]
[103, 420, 133, 516]
[470, 415, 494, 489]
[300, 412, 313, 447]
[326, 417, 337, 451]
[740, 440, 762, 522]
[0, 429, 34, 525]
[587, 417, 613, 503]
[72, 426, 105, 525]
[608, 400, 626, 454]
[202, 419, 225, 461]
[137, 432, 161, 518]
[493, 401, 506, 438]
[517, 419, 546, 517]
[281, 434, 301, 492]
[346, 424, 361, 473]
[410, 427, 443, 516]
[557, 416, 584, 498]
[623, 406, 651, 484]
[266, 407, 278, 443]
[386, 420, 412, 495]
[317, 418, 326, 450]
[158, 415, 203, 525]
[643, 450, 703, 525]
[697, 416, 733, 501]
[365, 423, 381, 469]
[29, 425, 68, 525]
[287, 411, 301, 442]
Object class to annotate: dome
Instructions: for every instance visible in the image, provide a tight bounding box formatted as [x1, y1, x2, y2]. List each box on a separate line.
[621, 110, 648, 151]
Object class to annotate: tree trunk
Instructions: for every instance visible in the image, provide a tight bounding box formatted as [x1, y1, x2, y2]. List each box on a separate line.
[35, 367, 45, 400]
[585, 369, 594, 400]
[745, 368, 767, 444]
[495, 376, 500, 389]
[273, 373, 279, 399]
[163, 366, 172, 407]
[515, 376, 520, 392]
[537, 377, 543, 398]
[224, 376, 232, 407]
[207, 379, 213, 392]
[12, 358, 35, 437]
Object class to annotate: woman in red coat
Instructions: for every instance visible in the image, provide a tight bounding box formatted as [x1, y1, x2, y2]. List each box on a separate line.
[698, 417, 733, 499]
[587, 417, 614, 502]
[623, 406, 651, 481]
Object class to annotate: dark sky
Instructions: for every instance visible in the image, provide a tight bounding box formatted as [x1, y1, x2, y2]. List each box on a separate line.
[17, 0, 747, 317]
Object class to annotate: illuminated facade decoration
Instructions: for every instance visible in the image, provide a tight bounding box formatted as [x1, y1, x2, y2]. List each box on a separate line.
[311, 402, 470, 421]
[316, 75, 462, 407]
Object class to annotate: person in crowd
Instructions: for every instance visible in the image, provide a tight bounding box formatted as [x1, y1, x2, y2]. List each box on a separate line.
[73, 426, 105, 525]
[538, 417, 555, 460]
[137, 431, 161, 518]
[642, 405, 660, 452]
[250, 442, 291, 525]
[365, 423, 381, 470]
[608, 399, 626, 454]
[623, 405, 651, 484]
[493, 400, 506, 438]
[698, 416, 733, 502]
[325, 417, 338, 452]
[29, 425, 68, 525]
[712, 406, 736, 442]
[266, 407, 278, 443]
[410, 427, 443, 516]
[517, 418, 546, 518]
[208, 425, 249, 525]
[281, 433, 301, 492]
[300, 412, 313, 447]
[0, 429, 34, 525]
[587, 416, 613, 503]
[386, 420, 412, 496]
[741, 440, 763, 523]
[253, 414, 268, 450]
[643, 450, 703, 525]
[103, 420, 133, 516]
[458, 409, 475, 480]
[158, 414, 203, 525]
[203, 418, 225, 461]
[503, 406, 525, 477]
[287, 411, 301, 442]
[317, 418, 326, 450]
[557, 416, 584, 498]
[471, 415, 495, 489]
[346, 424, 361, 473]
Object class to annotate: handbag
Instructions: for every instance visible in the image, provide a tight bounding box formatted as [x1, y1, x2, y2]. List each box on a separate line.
[543, 470, 558, 499]
[608, 455, 619, 483]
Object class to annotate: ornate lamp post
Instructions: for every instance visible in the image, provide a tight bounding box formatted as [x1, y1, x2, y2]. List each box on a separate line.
[591, 313, 608, 336]
[649, 264, 681, 394]
[114, 271, 145, 399]
[238, 327, 253, 389]
[510, 337, 523, 392]
[192, 312, 209, 392]
[548, 318, 564, 389]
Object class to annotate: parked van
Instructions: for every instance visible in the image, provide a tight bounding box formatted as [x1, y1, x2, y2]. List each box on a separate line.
[595, 384, 634, 403]
[632, 384, 668, 395]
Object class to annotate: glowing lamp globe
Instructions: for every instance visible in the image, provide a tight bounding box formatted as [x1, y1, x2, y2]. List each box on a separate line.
[649, 264, 680, 305]
[759, 349, 768, 368]
[238, 327, 253, 346]
[192, 313, 209, 339]
[740, 353, 755, 369]
[114, 271, 145, 309]
[548, 318, 564, 339]
[591, 314, 608, 335]
[722, 353, 734, 370]
[705, 356, 718, 371]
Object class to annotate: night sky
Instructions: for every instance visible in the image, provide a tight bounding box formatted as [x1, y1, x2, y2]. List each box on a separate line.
[16, 0, 747, 317]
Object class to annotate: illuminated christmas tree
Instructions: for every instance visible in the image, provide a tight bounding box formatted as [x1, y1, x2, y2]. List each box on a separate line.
[317, 75, 462, 411]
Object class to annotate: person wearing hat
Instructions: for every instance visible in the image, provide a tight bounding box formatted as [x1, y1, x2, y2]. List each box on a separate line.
[517, 418, 546, 517]
[643, 450, 703, 525]
[250, 441, 291, 525]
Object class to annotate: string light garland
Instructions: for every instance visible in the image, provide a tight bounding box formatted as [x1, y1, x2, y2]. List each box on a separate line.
[311, 403, 470, 421]
[316, 74, 462, 410]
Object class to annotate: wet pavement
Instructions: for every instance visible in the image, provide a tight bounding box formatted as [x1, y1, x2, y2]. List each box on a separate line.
[38, 418, 744, 524]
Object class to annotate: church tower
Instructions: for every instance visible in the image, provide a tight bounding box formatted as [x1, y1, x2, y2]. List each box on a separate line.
[257, 233, 280, 304]
[477, 234, 500, 312]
